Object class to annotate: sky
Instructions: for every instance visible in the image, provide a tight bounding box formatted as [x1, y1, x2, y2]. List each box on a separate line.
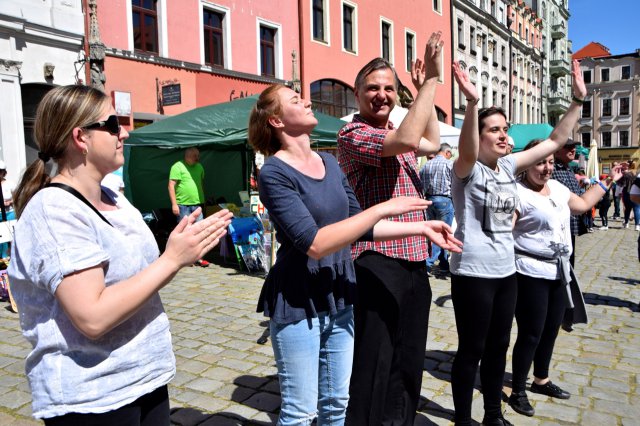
[568, 0, 639, 55]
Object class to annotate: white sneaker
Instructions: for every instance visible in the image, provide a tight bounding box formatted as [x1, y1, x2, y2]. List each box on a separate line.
[624, 223, 630, 229]
[599, 226, 608, 230]
[636, 225, 640, 231]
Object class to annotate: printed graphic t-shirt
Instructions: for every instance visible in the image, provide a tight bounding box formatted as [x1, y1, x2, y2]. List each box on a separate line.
[450, 155, 518, 278]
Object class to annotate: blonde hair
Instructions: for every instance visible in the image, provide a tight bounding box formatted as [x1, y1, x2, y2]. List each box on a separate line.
[13, 85, 110, 217]
[248, 84, 286, 156]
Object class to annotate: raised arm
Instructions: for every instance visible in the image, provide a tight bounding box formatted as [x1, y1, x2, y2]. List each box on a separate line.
[514, 59, 587, 174]
[308, 196, 431, 259]
[568, 165, 623, 214]
[452, 61, 480, 179]
[410, 57, 441, 157]
[381, 32, 444, 157]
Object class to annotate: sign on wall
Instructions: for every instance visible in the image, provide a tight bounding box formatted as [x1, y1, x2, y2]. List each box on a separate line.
[162, 84, 181, 106]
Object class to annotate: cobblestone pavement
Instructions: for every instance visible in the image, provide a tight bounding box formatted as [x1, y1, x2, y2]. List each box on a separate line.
[0, 223, 638, 425]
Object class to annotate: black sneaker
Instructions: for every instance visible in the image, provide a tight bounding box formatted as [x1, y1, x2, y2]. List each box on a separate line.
[508, 391, 535, 417]
[481, 415, 513, 426]
[530, 381, 570, 399]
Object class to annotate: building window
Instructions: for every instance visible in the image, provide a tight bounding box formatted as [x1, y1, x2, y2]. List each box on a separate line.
[619, 97, 630, 115]
[405, 31, 415, 72]
[312, 0, 328, 42]
[619, 130, 629, 146]
[482, 34, 488, 61]
[469, 27, 476, 55]
[492, 41, 498, 65]
[501, 45, 506, 68]
[132, 0, 158, 53]
[310, 79, 357, 118]
[583, 69, 591, 84]
[602, 131, 611, 147]
[601, 68, 610, 82]
[457, 19, 465, 49]
[582, 99, 591, 118]
[260, 25, 276, 77]
[621, 65, 631, 80]
[501, 93, 506, 109]
[492, 91, 497, 107]
[581, 132, 591, 147]
[482, 86, 487, 108]
[342, 2, 356, 53]
[381, 20, 393, 62]
[491, 0, 497, 17]
[433, 0, 441, 13]
[602, 98, 612, 116]
[203, 9, 224, 67]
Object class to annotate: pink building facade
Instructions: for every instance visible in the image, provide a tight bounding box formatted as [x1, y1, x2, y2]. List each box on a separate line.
[92, 1, 452, 128]
[508, 0, 543, 124]
[96, 0, 299, 127]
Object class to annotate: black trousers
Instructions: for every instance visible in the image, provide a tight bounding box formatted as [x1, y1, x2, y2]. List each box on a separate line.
[346, 251, 431, 426]
[44, 386, 170, 426]
[598, 200, 611, 227]
[511, 273, 566, 393]
[451, 273, 517, 425]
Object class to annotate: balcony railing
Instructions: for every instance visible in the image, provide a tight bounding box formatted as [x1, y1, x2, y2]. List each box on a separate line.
[547, 95, 570, 113]
[551, 23, 566, 39]
[549, 57, 570, 76]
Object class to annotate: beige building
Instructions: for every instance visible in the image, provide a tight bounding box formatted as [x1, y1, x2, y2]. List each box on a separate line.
[574, 50, 640, 171]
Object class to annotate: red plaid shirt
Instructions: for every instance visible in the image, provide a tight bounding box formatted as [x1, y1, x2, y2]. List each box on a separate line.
[338, 114, 429, 261]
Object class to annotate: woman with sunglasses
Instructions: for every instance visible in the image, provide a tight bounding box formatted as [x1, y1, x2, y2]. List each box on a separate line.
[449, 59, 586, 426]
[8, 85, 232, 425]
[248, 84, 461, 425]
[507, 140, 622, 418]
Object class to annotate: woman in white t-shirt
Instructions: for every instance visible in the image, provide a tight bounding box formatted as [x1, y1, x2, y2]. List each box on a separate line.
[450, 59, 586, 426]
[509, 139, 623, 418]
[9, 85, 232, 425]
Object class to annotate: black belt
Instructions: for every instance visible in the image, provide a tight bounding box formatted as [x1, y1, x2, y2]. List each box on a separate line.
[427, 194, 451, 198]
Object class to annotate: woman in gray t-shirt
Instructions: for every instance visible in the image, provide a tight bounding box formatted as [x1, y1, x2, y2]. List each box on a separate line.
[449, 60, 587, 426]
[9, 85, 232, 425]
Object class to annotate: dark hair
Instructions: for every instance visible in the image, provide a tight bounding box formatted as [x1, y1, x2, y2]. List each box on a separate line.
[248, 84, 286, 156]
[354, 57, 397, 92]
[522, 138, 544, 151]
[518, 138, 546, 180]
[478, 106, 508, 133]
[13, 85, 110, 217]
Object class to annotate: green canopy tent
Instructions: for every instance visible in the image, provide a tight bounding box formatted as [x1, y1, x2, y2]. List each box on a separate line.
[124, 95, 346, 212]
[508, 123, 589, 157]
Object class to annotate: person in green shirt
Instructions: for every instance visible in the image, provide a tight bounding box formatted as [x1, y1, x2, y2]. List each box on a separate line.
[168, 147, 209, 267]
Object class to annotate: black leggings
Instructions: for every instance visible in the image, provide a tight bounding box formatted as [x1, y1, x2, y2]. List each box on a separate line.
[44, 385, 170, 426]
[451, 273, 517, 425]
[511, 273, 566, 393]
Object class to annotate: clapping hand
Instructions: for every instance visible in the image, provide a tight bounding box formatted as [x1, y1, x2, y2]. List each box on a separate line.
[453, 61, 478, 104]
[165, 208, 233, 268]
[422, 220, 463, 253]
[571, 59, 587, 100]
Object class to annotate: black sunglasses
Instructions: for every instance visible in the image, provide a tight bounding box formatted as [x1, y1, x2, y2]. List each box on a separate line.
[84, 115, 121, 135]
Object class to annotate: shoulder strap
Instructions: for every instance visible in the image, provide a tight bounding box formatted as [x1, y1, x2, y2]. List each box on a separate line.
[47, 182, 113, 227]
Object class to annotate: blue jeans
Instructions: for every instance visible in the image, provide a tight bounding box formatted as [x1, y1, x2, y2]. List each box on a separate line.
[426, 196, 454, 270]
[270, 307, 354, 426]
[177, 204, 203, 222]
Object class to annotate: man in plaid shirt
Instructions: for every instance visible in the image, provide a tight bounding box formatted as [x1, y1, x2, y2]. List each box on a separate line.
[338, 32, 443, 425]
[551, 140, 581, 267]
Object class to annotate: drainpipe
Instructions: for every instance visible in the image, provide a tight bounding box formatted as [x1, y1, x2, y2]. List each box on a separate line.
[449, 0, 455, 125]
[83, 0, 91, 85]
[297, 0, 306, 99]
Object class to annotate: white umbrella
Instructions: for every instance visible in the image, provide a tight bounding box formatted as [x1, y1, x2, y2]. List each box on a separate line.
[585, 139, 599, 179]
[341, 106, 461, 148]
